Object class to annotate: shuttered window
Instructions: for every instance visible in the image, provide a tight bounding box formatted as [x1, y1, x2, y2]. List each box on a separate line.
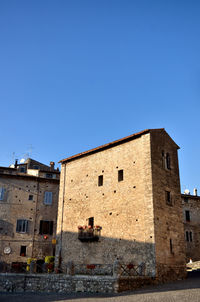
[39, 220, 53, 235]
[44, 191, 52, 205]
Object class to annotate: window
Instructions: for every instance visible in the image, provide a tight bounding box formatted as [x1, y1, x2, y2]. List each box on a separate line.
[118, 170, 124, 182]
[33, 165, 40, 169]
[39, 220, 53, 235]
[28, 195, 33, 201]
[166, 153, 171, 170]
[20, 246, 26, 256]
[165, 191, 172, 205]
[20, 167, 26, 173]
[16, 220, 28, 233]
[46, 173, 53, 178]
[170, 238, 173, 254]
[185, 210, 190, 222]
[88, 217, 94, 228]
[44, 191, 52, 205]
[186, 231, 189, 241]
[0, 187, 5, 201]
[185, 231, 193, 242]
[98, 175, 103, 186]
[184, 197, 189, 203]
[162, 150, 165, 168]
[162, 151, 171, 170]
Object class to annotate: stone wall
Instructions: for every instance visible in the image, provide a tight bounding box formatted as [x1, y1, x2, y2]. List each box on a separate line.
[56, 133, 156, 276]
[56, 129, 186, 281]
[150, 130, 186, 278]
[182, 194, 200, 261]
[0, 273, 155, 293]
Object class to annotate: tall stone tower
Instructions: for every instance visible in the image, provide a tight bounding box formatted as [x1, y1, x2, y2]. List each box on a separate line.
[56, 129, 186, 281]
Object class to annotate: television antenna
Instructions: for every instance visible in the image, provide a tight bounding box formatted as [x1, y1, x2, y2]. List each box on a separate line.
[24, 144, 34, 159]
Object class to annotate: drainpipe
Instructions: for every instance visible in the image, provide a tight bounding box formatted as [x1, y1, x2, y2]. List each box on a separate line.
[32, 177, 40, 258]
[58, 163, 66, 270]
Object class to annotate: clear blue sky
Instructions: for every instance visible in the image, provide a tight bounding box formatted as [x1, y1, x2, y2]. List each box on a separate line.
[0, 1, 200, 193]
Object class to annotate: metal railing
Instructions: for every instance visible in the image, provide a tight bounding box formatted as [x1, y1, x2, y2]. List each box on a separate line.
[78, 229, 101, 242]
[74, 263, 113, 276]
[119, 263, 146, 276]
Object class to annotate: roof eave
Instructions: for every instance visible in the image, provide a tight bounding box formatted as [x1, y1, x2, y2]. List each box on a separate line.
[59, 129, 152, 164]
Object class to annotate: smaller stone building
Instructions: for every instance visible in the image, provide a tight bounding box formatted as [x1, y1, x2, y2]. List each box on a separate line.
[0, 158, 60, 265]
[182, 190, 200, 262]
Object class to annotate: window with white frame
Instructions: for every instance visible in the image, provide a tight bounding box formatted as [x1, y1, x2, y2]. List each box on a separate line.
[44, 191, 53, 205]
[16, 219, 29, 233]
[0, 187, 5, 201]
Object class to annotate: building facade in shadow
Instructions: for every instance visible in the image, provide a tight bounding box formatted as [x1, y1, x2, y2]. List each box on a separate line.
[182, 190, 200, 262]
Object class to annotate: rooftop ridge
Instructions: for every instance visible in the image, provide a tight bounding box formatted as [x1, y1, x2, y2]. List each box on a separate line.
[59, 128, 165, 164]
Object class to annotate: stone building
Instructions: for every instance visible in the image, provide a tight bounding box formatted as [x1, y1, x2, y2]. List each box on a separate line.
[56, 129, 186, 281]
[0, 158, 60, 265]
[181, 190, 200, 262]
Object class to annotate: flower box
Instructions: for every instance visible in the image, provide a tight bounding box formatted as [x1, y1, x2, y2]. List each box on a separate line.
[86, 264, 96, 269]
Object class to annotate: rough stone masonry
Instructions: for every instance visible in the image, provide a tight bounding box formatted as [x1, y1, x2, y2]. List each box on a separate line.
[55, 129, 186, 282]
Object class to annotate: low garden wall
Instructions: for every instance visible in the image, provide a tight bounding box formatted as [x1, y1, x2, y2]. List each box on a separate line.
[0, 273, 155, 293]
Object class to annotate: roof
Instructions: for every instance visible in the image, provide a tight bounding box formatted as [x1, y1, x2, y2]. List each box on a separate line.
[17, 158, 58, 172]
[181, 194, 200, 199]
[39, 169, 60, 174]
[0, 166, 16, 170]
[59, 128, 170, 164]
[0, 171, 60, 183]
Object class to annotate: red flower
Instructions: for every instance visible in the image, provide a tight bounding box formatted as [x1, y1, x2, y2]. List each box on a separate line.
[87, 264, 95, 269]
[127, 263, 134, 269]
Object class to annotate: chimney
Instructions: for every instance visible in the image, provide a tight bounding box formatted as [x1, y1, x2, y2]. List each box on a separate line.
[50, 161, 55, 171]
[14, 159, 18, 169]
[193, 188, 198, 196]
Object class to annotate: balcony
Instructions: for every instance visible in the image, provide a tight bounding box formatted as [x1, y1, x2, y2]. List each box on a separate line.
[78, 226, 102, 242]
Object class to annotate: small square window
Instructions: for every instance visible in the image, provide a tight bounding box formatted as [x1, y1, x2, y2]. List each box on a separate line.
[118, 170, 123, 182]
[184, 197, 189, 203]
[28, 195, 33, 201]
[98, 175, 103, 186]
